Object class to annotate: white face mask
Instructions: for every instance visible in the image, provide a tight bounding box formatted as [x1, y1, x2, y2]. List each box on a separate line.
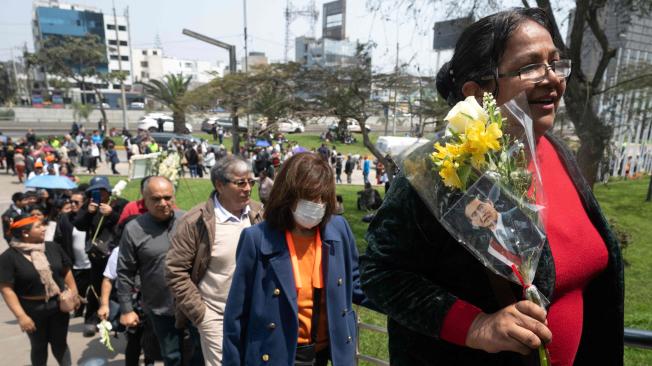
[292, 199, 326, 229]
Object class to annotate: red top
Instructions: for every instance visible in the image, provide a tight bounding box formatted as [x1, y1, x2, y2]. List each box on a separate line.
[441, 137, 608, 366]
[117, 199, 147, 226]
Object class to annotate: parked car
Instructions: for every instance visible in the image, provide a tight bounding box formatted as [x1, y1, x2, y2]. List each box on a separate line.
[131, 132, 198, 150]
[129, 102, 145, 109]
[200, 116, 248, 133]
[137, 113, 193, 133]
[328, 119, 371, 133]
[276, 118, 305, 133]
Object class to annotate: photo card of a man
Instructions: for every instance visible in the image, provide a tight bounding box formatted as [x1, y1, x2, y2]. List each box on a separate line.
[442, 175, 546, 272]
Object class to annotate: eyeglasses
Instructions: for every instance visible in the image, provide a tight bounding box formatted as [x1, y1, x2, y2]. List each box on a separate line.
[228, 179, 256, 188]
[481, 59, 572, 83]
[70, 200, 83, 206]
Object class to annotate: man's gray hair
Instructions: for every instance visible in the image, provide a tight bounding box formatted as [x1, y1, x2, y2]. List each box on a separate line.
[210, 155, 252, 186]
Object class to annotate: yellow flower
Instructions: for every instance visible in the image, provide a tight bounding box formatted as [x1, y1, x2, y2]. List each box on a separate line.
[439, 159, 463, 189]
[470, 153, 486, 169]
[445, 96, 489, 133]
[432, 142, 465, 163]
[463, 121, 503, 157]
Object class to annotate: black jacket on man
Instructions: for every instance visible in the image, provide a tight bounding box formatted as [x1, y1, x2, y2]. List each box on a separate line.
[360, 133, 623, 366]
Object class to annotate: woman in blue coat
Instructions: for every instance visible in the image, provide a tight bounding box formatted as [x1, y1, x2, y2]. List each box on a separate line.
[223, 152, 369, 366]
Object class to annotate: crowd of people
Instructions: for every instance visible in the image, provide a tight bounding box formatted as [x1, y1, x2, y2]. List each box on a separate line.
[0, 6, 625, 366]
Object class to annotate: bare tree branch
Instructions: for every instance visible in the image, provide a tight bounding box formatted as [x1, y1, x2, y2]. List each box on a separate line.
[535, 0, 569, 54]
[521, 0, 531, 8]
[593, 73, 652, 95]
[587, 4, 617, 92]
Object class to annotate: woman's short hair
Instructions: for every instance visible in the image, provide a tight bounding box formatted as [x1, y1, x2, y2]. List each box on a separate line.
[264, 153, 337, 232]
[210, 156, 252, 187]
[436, 7, 554, 105]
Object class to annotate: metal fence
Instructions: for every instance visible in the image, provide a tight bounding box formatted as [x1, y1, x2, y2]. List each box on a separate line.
[355, 317, 652, 365]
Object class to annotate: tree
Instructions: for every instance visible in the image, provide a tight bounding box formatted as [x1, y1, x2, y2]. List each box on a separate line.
[368, 0, 652, 187]
[0, 63, 16, 105]
[72, 101, 92, 123]
[302, 44, 394, 173]
[248, 63, 302, 134]
[139, 73, 192, 134]
[34, 34, 109, 125]
[184, 72, 249, 154]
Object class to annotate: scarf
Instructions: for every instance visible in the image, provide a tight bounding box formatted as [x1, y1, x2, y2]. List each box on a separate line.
[10, 240, 61, 300]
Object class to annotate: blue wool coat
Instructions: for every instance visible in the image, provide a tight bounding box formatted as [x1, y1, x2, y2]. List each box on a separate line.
[223, 215, 368, 365]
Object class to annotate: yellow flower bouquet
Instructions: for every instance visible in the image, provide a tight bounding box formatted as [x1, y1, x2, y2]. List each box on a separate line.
[400, 92, 550, 366]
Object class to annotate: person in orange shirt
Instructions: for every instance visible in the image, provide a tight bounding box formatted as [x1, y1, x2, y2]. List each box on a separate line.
[223, 152, 374, 366]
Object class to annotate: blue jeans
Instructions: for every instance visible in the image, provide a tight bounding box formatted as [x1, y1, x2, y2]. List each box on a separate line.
[146, 311, 203, 366]
[188, 165, 198, 178]
[363, 171, 369, 184]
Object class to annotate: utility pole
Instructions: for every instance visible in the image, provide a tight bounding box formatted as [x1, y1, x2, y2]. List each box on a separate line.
[113, 1, 128, 131]
[243, 0, 251, 132]
[392, 16, 399, 136]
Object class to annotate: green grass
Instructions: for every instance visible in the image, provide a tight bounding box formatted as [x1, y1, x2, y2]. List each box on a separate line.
[594, 177, 652, 365]
[78, 175, 652, 365]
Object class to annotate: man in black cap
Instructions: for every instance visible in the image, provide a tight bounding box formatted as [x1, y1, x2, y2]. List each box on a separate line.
[73, 176, 129, 336]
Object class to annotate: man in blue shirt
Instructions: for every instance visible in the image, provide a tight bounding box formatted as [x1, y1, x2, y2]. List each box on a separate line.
[362, 156, 371, 184]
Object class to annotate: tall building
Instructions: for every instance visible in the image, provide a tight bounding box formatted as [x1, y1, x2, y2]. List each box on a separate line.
[295, 36, 359, 67]
[322, 0, 346, 41]
[574, 4, 652, 177]
[31, 0, 136, 106]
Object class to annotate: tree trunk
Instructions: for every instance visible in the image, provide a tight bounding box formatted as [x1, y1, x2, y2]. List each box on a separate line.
[173, 110, 187, 134]
[337, 117, 348, 142]
[232, 113, 241, 155]
[646, 173, 652, 202]
[562, 74, 613, 188]
[93, 88, 107, 132]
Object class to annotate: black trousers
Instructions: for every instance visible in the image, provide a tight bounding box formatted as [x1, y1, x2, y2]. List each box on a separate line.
[20, 297, 71, 366]
[72, 268, 93, 322]
[86, 254, 108, 325]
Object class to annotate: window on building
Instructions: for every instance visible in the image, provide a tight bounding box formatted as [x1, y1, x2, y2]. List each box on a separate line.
[121, 55, 129, 61]
[141, 71, 149, 78]
[153, 51, 158, 55]
[142, 50, 147, 55]
[185, 62, 193, 67]
[118, 25, 126, 31]
[110, 55, 118, 60]
[113, 84, 121, 90]
[119, 40, 128, 46]
[107, 24, 116, 30]
[141, 61, 149, 67]
[109, 40, 117, 45]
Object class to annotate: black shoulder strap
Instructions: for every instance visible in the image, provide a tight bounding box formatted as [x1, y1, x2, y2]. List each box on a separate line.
[311, 288, 322, 344]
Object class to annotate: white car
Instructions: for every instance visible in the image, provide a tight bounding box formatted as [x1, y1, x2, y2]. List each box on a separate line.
[277, 119, 305, 133]
[329, 119, 371, 133]
[137, 113, 193, 133]
[130, 102, 145, 109]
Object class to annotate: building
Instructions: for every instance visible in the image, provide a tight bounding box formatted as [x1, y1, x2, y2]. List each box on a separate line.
[573, 4, 652, 177]
[132, 48, 224, 86]
[241, 51, 269, 72]
[31, 0, 137, 107]
[295, 36, 359, 67]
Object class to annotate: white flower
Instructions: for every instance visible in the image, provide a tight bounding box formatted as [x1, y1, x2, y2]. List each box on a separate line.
[445, 96, 489, 133]
[112, 180, 128, 197]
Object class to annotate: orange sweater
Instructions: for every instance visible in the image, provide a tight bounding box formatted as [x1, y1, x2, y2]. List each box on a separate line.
[292, 234, 329, 350]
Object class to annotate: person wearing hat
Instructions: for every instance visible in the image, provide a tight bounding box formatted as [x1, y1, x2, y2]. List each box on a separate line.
[27, 160, 44, 181]
[73, 176, 129, 336]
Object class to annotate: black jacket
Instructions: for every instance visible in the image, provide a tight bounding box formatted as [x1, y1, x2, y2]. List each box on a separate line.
[360, 133, 624, 365]
[54, 211, 76, 261]
[73, 198, 129, 253]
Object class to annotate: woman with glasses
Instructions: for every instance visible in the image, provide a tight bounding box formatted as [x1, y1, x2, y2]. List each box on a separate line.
[360, 8, 622, 366]
[223, 153, 371, 366]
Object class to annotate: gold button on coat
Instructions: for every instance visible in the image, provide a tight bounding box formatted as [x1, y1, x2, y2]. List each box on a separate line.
[273, 288, 281, 296]
[262, 354, 270, 362]
[337, 278, 343, 286]
[268, 322, 276, 330]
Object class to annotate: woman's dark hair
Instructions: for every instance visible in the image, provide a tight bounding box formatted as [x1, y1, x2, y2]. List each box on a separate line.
[436, 7, 554, 105]
[9, 213, 38, 239]
[264, 153, 337, 232]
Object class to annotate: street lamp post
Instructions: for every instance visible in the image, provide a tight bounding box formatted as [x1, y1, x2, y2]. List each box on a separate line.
[181, 29, 240, 155]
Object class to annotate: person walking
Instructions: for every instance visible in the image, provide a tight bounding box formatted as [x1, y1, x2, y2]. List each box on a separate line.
[118, 176, 203, 366]
[344, 155, 354, 184]
[14, 148, 26, 182]
[335, 153, 343, 184]
[107, 144, 120, 175]
[0, 214, 79, 366]
[362, 156, 370, 184]
[223, 153, 372, 365]
[166, 156, 263, 366]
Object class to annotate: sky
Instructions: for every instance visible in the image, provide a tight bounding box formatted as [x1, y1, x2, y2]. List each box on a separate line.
[0, 0, 572, 76]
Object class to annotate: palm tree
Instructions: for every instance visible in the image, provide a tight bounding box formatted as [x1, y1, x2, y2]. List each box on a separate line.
[139, 73, 192, 133]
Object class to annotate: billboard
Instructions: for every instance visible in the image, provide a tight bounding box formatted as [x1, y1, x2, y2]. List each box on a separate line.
[323, 0, 346, 41]
[433, 16, 474, 50]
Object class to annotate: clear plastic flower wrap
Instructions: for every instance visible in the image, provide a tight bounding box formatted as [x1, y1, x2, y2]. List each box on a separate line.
[399, 92, 550, 365]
